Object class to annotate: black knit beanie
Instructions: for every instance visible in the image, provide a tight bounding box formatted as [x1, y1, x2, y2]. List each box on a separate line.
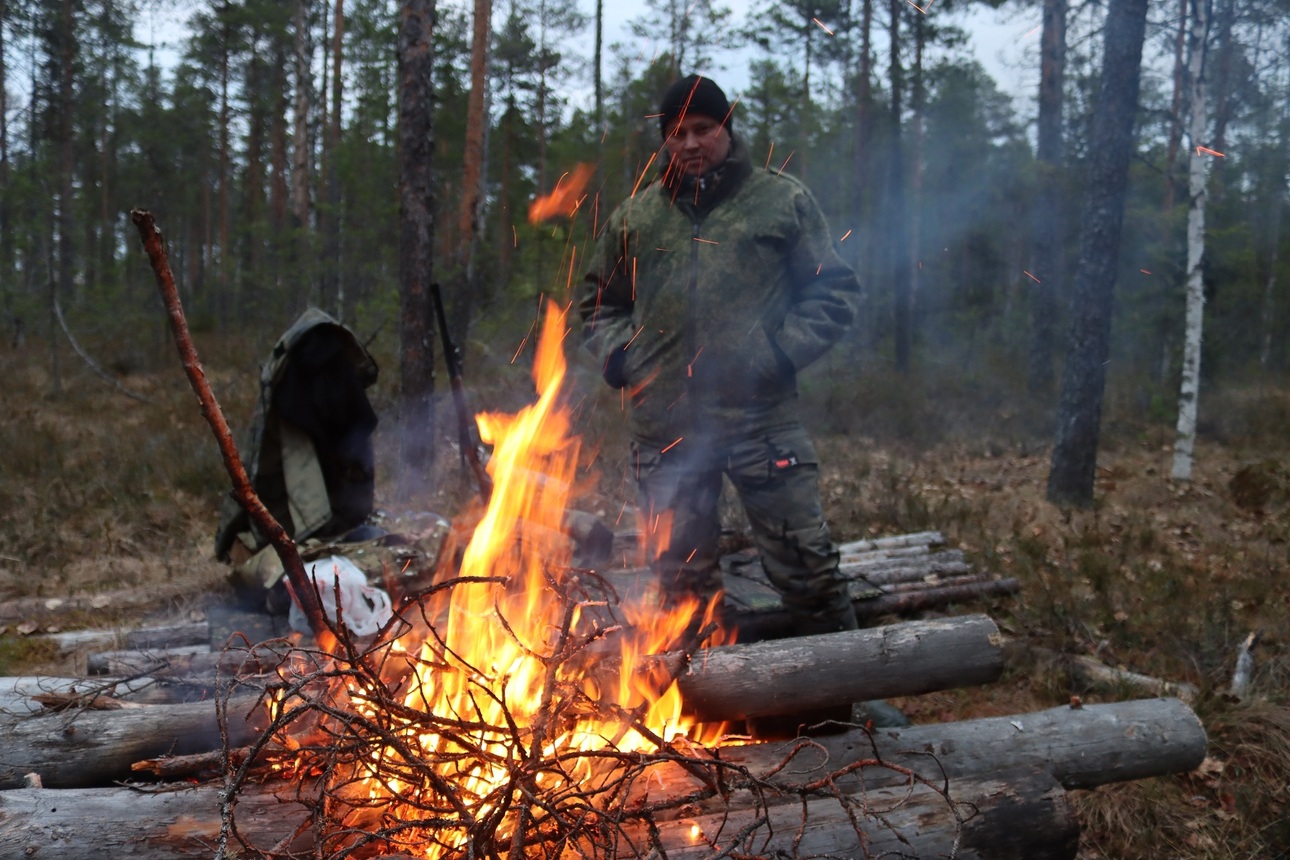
[658, 74, 732, 138]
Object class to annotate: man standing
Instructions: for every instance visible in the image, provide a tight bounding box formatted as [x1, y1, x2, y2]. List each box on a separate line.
[579, 73, 874, 638]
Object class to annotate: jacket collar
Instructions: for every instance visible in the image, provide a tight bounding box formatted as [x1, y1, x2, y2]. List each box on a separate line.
[661, 132, 753, 216]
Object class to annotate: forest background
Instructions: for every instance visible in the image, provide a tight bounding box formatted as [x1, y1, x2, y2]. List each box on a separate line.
[2, 0, 1290, 856]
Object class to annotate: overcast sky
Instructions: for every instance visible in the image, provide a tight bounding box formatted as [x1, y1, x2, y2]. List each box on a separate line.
[590, 0, 1044, 110]
[132, 0, 1046, 120]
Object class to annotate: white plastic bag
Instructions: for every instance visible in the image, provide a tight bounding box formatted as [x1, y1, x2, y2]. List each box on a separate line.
[289, 555, 393, 637]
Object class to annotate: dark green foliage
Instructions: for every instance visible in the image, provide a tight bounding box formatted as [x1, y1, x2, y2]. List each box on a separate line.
[0, 0, 1286, 458]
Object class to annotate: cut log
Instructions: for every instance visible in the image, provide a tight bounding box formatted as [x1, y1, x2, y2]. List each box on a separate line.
[28, 621, 211, 657]
[632, 768, 1078, 860]
[634, 697, 1208, 814]
[86, 644, 213, 676]
[843, 550, 971, 583]
[0, 675, 229, 713]
[0, 695, 269, 789]
[0, 782, 312, 858]
[659, 614, 1004, 721]
[0, 586, 192, 624]
[2, 677, 166, 715]
[731, 578, 1019, 640]
[836, 531, 945, 554]
[84, 639, 296, 678]
[0, 769, 1077, 860]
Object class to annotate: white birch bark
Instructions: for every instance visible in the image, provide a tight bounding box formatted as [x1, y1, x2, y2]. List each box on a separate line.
[1171, 0, 1210, 482]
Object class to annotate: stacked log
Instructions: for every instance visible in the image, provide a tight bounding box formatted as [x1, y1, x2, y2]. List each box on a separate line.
[0, 699, 1205, 858]
[0, 532, 1209, 858]
[0, 615, 1004, 790]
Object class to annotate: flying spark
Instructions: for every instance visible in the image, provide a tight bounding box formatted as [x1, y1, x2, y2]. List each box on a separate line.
[1196, 146, 1226, 157]
[661, 437, 683, 454]
[812, 17, 834, 35]
[839, 229, 852, 242]
[1024, 270, 1041, 283]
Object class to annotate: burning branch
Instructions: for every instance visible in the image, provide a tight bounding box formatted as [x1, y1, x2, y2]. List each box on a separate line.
[129, 208, 333, 650]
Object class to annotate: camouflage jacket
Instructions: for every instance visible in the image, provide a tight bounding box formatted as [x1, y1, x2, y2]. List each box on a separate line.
[579, 134, 862, 447]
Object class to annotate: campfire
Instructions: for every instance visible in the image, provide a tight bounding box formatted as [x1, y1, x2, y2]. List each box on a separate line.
[260, 298, 734, 859]
[0, 212, 1209, 860]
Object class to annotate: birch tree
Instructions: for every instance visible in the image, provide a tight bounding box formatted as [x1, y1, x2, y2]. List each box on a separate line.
[1170, 0, 1212, 482]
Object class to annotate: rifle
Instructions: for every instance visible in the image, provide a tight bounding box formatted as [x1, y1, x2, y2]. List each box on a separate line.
[431, 283, 493, 504]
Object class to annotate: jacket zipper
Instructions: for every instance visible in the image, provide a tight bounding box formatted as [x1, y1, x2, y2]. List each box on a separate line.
[685, 218, 700, 428]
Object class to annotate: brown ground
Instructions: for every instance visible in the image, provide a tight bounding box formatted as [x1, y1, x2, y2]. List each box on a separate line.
[1, 342, 1287, 859]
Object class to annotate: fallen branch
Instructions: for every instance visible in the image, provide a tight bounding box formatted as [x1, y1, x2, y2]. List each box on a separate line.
[1228, 629, 1261, 699]
[1017, 643, 1199, 704]
[52, 297, 152, 403]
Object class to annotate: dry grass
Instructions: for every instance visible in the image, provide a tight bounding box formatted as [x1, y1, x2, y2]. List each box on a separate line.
[2, 334, 1289, 858]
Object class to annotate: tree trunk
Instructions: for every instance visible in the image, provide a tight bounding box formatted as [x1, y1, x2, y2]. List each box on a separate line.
[887, 0, 911, 373]
[292, 0, 315, 308]
[325, 0, 345, 319]
[52, 0, 74, 396]
[217, 1, 232, 322]
[1171, 0, 1211, 482]
[1027, 0, 1067, 396]
[0, 0, 9, 296]
[593, 0, 603, 128]
[270, 39, 290, 276]
[850, 0, 873, 285]
[1045, 0, 1149, 507]
[0, 696, 267, 789]
[454, 0, 491, 328]
[1162, 0, 1187, 212]
[900, 10, 925, 358]
[395, 0, 439, 503]
[243, 42, 267, 290]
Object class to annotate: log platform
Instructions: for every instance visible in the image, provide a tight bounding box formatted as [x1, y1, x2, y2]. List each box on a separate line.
[0, 530, 1207, 859]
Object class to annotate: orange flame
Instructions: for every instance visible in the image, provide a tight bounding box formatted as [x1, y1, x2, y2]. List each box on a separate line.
[527, 163, 596, 224]
[332, 299, 728, 857]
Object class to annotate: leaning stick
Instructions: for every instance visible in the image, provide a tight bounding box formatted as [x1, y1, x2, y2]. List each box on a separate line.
[129, 208, 333, 650]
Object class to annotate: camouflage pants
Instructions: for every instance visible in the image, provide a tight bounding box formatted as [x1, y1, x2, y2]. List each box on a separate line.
[632, 425, 853, 628]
